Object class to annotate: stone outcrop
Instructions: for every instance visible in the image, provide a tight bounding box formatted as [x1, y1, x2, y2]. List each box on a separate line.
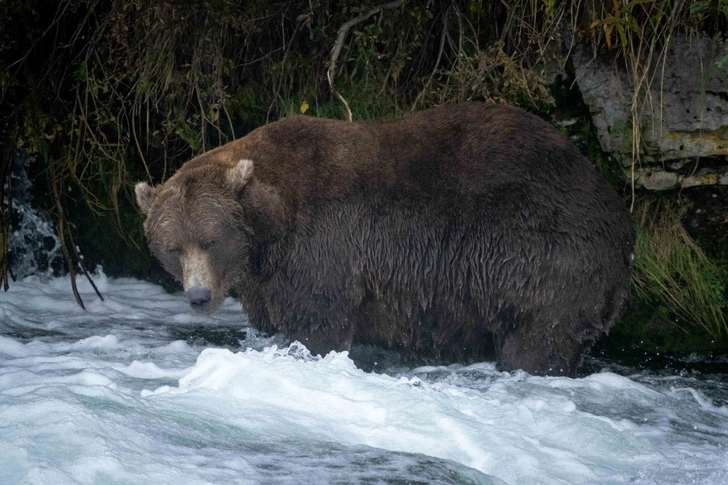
[573, 34, 728, 190]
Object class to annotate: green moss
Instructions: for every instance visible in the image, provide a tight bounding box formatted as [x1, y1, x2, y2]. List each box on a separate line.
[608, 300, 728, 355]
[547, 71, 627, 191]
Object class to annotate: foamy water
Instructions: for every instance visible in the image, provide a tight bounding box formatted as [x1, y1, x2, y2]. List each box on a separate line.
[1, 273, 727, 484]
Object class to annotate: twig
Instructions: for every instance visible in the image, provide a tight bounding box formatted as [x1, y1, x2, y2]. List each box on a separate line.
[267, 13, 304, 122]
[411, 5, 449, 111]
[327, 0, 405, 121]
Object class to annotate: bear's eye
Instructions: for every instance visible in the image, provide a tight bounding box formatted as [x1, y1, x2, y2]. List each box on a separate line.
[200, 240, 216, 251]
[167, 246, 182, 256]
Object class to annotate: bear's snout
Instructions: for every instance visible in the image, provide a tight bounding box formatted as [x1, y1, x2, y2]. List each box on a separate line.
[186, 286, 212, 313]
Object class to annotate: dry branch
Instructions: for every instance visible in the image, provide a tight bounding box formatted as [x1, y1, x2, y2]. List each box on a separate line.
[327, 0, 405, 121]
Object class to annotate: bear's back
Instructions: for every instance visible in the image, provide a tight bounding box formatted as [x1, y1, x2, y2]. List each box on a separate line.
[247, 103, 608, 199]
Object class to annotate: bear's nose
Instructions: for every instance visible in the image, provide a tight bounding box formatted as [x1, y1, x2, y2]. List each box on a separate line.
[186, 286, 211, 312]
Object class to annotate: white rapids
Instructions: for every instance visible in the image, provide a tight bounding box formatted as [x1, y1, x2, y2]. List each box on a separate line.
[1, 273, 727, 484]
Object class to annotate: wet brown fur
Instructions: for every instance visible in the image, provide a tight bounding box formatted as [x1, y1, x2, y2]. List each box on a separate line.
[136, 102, 634, 376]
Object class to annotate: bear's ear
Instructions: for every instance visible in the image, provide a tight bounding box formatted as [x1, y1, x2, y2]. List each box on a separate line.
[135, 182, 157, 215]
[227, 159, 254, 191]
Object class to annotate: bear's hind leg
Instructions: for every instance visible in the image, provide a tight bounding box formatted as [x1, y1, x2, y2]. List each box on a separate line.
[495, 324, 590, 377]
[288, 319, 355, 358]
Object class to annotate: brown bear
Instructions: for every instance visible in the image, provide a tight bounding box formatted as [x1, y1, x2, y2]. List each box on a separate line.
[135, 102, 634, 376]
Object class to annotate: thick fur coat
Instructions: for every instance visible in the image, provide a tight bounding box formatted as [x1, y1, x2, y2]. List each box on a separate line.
[136, 102, 634, 376]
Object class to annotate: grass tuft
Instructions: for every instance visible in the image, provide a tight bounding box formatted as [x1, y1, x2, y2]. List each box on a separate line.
[632, 199, 728, 341]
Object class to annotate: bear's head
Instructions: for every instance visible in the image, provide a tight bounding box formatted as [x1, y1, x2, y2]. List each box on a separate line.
[135, 158, 286, 314]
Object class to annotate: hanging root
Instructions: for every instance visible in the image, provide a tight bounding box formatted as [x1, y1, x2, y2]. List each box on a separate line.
[0, 114, 16, 291]
[50, 165, 103, 309]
